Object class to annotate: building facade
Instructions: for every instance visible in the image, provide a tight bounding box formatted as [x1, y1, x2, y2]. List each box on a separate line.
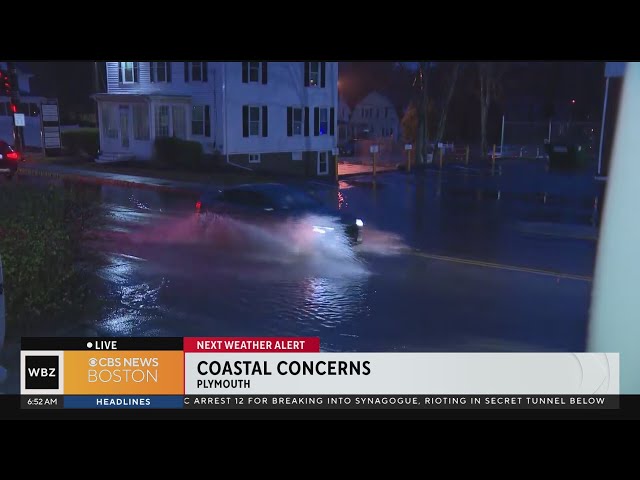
[95, 62, 339, 178]
[349, 91, 400, 142]
[0, 62, 52, 149]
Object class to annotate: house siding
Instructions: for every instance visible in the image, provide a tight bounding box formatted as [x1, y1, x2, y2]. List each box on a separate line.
[224, 62, 338, 156]
[228, 150, 336, 179]
[105, 62, 224, 153]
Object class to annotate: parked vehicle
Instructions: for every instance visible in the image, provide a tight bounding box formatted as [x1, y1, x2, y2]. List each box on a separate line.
[0, 141, 20, 179]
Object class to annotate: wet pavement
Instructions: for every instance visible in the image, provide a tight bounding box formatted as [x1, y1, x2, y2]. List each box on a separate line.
[1, 159, 605, 391]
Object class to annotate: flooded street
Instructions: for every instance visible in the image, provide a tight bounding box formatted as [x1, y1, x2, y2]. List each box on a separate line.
[1, 159, 604, 391]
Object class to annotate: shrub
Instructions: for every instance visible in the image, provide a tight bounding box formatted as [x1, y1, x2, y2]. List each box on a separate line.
[0, 183, 102, 336]
[153, 137, 205, 171]
[61, 129, 100, 157]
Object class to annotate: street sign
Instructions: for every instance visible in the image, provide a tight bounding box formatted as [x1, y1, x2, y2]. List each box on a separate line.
[369, 145, 379, 153]
[41, 102, 62, 155]
[405, 144, 413, 150]
[14, 113, 25, 127]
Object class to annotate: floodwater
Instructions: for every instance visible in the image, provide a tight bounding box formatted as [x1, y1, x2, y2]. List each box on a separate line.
[0, 159, 604, 392]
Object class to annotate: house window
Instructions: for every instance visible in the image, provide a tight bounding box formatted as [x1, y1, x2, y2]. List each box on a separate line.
[155, 105, 170, 137]
[119, 62, 138, 83]
[293, 107, 303, 136]
[249, 153, 261, 163]
[192, 105, 205, 136]
[133, 104, 149, 140]
[249, 106, 260, 136]
[309, 62, 320, 86]
[102, 104, 118, 139]
[249, 62, 260, 82]
[317, 151, 329, 175]
[29, 103, 40, 117]
[319, 108, 328, 135]
[154, 62, 170, 82]
[192, 62, 205, 81]
[172, 106, 186, 139]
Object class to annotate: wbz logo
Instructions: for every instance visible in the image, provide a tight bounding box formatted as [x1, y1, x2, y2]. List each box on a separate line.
[25, 356, 59, 390]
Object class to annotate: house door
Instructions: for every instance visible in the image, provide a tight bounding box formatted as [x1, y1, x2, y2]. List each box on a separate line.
[119, 105, 130, 148]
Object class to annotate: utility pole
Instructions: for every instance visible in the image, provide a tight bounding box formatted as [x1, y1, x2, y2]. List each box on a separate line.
[6, 62, 24, 153]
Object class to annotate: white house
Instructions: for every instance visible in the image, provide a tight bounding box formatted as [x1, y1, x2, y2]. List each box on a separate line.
[0, 62, 52, 149]
[95, 62, 339, 177]
[349, 91, 400, 142]
[338, 95, 351, 144]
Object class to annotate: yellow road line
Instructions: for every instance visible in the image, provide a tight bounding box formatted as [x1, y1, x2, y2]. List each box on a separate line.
[407, 249, 592, 282]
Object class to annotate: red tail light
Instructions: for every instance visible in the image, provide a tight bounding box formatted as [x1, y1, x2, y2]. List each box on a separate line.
[6, 151, 19, 161]
[195, 200, 202, 212]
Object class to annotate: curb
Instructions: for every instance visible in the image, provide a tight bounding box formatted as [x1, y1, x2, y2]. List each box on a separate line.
[17, 166, 202, 196]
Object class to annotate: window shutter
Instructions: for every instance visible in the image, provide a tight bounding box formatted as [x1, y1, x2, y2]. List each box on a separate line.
[330, 107, 335, 135]
[204, 105, 211, 137]
[262, 62, 268, 84]
[242, 105, 249, 137]
[320, 62, 326, 88]
[133, 62, 139, 82]
[118, 62, 123, 83]
[167, 62, 172, 82]
[304, 107, 310, 136]
[203, 62, 208, 82]
[304, 62, 310, 87]
[150, 62, 155, 82]
[242, 62, 248, 83]
[262, 106, 268, 137]
[184, 62, 189, 82]
[314, 107, 320, 136]
[287, 107, 292, 137]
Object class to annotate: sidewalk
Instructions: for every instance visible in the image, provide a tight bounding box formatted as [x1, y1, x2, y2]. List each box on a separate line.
[18, 162, 213, 195]
[338, 162, 399, 177]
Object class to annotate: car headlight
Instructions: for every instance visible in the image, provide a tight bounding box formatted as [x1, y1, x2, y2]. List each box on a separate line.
[356, 219, 364, 228]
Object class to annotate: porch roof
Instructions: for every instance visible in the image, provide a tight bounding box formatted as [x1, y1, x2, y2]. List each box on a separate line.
[92, 93, 192, 103]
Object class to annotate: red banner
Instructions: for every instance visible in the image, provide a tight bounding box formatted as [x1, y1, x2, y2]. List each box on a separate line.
[183, 337, 320, 353]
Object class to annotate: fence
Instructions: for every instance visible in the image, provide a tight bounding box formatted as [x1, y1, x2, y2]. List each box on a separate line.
[502, 120, 600, 160]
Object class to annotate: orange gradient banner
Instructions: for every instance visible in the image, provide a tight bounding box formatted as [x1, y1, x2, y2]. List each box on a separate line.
[64, 351, 184, 395]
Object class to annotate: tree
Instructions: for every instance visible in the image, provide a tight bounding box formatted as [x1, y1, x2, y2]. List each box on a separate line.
[414, 61, 431, 164]
[401, 103, 418, 143]
[477, 62, 507, 156]
[434, 63, 461, 145]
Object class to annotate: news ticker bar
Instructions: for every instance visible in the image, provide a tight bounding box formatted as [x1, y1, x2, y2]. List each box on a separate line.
[20, 337, 620, 398]
[20, 395, 619, 410]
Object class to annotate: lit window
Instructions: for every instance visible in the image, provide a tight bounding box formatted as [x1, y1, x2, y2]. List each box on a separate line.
[249, 62, 260, 82]
[249, 106, 260, 136]
[309, 62, 320, 86]
[119, 62, 138, 83]
[192, 105, 205, 136]
[317, 151, 328, 175]
[154, 62, 170, 82]
[133, 104, 149, 140]
[192, 62, 206, 81]
[293, 107, 303, 136]
[319, 108, 328, 135]
[155, 105, 170, 137]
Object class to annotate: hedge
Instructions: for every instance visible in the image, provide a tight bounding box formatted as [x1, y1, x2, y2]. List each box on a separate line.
[61, 129, 100, 157]
[154, 137, 204, 171]
[0, 183, 102, 335]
